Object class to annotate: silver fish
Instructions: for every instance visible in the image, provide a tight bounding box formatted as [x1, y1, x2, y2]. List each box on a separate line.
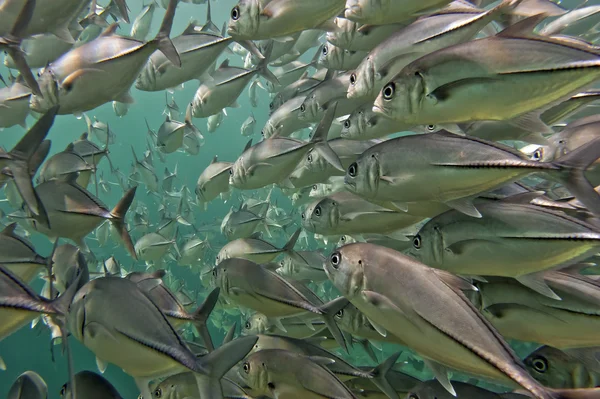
[241, 113, 256, 136]
[0, 81, 30, 129]
[216, 229, 300, 264]
[373, 16, 600, 133]
[30, 0, 181, 115]
[0, 223, 46, 283]
[67, 276, 258, 399]
[196, 156, 233, 210]
[262, 95, 311, 138]
[324, 243, 592, 398]
[227, 0, 345, 40]
[207, 110, 225, 133]
[344, 131, 600, 217]
[230, 105, 343, 190]
[130, 1, 157, 41]
[277, 250, 328, 282]
[157, 104, 201, 154]
[3, 33, 73, 69]
[344, 0, 453, 25]
[302, 191, 424, 236]
[320, 42, 368, 71]
[525, 345, 600, 389]
[327, 18, 405, 51]
[38, 146, 95, 188]
[406, 380, 529, 399]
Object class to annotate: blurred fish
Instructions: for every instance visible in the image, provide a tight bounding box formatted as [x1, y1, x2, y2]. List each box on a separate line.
[525, 345, 600, 389]
[157, 104, 201, 154]
[207, 110, 225, 133]
[60, 370, 123, 399]
[216, 229, 301, 264]
[8, 371, 47, 399]
[196, 156, 233, 210]
[131, 1, 157, 41]
[240, 112, 256, 136]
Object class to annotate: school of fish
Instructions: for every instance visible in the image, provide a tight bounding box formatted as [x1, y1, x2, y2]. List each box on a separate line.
[4, 0, 600, 398]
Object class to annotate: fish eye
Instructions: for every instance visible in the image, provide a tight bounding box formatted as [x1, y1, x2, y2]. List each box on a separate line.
[315, 205, 321, 216]
[312, 184, 318, 190]
[307, 153, 313, 162]
[300, 104, 306, 113]
[348, 162, 358, 178]
[532, 148, 543, 161]
[301, 212, 305, 219]
[231, 6, 240, 20]
[229, 168, 233, 175]
[245, 321, 251, 329]
[269, 102, 273, 109]
[350, 73, 356, 86]
[322, 46, 328, 56]
[426, 124, 435, 132]
[413, 235, 422, 249]
[154, 387, 162, 398]
[335, 309, 344, 318]
[382, 82, 395, 100]
[212, 269, 218, 277]
[532, 356, 548, 373]
[344, 119, 351, 129]
[330, 252, 341, 268]
[243, 361, 250, 373]
[60, 384, 67, 396]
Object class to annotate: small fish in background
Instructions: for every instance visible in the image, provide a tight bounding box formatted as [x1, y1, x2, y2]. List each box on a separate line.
[240, 112, 256, 136]
[207, 110, 225, 133]
[112, 100, 130, 117]
[8, 371, 47, 399]
[130, 1, 157, 41]
[163, 94, 181, 119]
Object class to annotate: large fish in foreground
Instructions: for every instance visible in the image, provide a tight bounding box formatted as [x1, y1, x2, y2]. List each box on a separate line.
[67, 276, 258, 399]
[324, 243, 600, 399]
[373, 15, 600, 133]
[30, 0, 182, 115]
[344, 131, 600, 217]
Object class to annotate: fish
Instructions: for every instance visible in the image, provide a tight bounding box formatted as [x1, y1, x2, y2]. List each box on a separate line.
[241, 113, 256, 136]
[8, 371, 47, 399]
[0, 223, 47, 283]
[525, 345, 600, 389]
[277, 250, 328, 282]
[344, 131, 600, 218]
[130, 1, 157, 41]
[230, 105, 343, 190]
[323, 242, 599, 398]
[238, 348, 358, 398]
[344, 0, 452, 25]
[150, 372, 253, 399]
[406, 380, 530, 399]
[227, 0, 345, 41]
[302, 191, 424, 236]
[31, 181, 137, 259]
[320, 42, 368, 71]
[157, 104, 201, 154]
[60, 370, 123, 399]
[51, 243, 89, 294]
[242, 312, 327, 338]
[191, 55, 278, 118]
[38, 145, 96, 188]
[0, 106, 57, 227]
[262, 95, 311, 138]
[327, 18, 405, 51]
[409, 196, 600, 298]
[373, 15, 600, 133]
[196, 156, 233, 210]
[135, 232, 175, 265]
[216, 229, 300, 264]
[67, 276, 258, 399]
[212, 257, 349, 351]
[0, 80, 31, 129]
[30, 0, 181, 115]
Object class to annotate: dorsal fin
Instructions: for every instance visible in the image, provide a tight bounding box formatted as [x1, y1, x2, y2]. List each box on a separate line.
[101, 23, 120, 37]
[243, 138, 253, 152]
[219, 59, 230, 69]
[182, 19, 200, 35]
[497, 14, 547, 38]
[80, 132, 88, 140]
[65, 143, 75, 152]
[211, 155, 218, 164]
[1, 223, 17, 236]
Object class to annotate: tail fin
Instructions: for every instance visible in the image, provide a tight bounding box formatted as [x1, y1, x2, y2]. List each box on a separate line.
[552, 137, 600, 216]
[9, 107, 58, 228]
[152, 0, 181, 68]
[318, 296, 350, 354]
[255, 42, 279, 87]
[191, 287, 220, 352]
[368, 352, 403, 399]
[194, 335, 258, 398]
[110, 187, 137, 259]
[200, 0, 220, 34]
[310, 103, 344, 172]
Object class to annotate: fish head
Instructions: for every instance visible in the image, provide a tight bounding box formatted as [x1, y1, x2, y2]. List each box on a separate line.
[238, 352, 269, 394]
[227, 0, 261, 40]
[297, 94, 319, 122]
[135, 60, 158, 91]
[524, 346, 572, 389]
[191, 86, 211, 118]
[289, 149, 325, 186]
[374, 68, 424, 123]
[348, 56, 374, 99]
[408, 223, 444, 267]
[344, 0, 377, 23]
[269, 96, 282, 115]
[520, 143, 554, 163]
[344, 150, 380, 198]
[30, 68, 60, 113]
[324, 243, 365, 299]
[327, 18, 355, 49]
[261, 120, 277, 139]
[216, 247, 228, 264]
[243, 313, 269, 335]
[67, 279, 97, 343]
[301, 197, 337, 233]
[337, 234, 357, 247]
[210, 264, 226, 291]
[319, 43, 337, 69]
[341, 105, 371, 139]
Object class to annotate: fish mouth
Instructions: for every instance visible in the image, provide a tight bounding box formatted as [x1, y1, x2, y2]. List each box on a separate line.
[344, 176, 356, 189]
[372, 104, 386, 116]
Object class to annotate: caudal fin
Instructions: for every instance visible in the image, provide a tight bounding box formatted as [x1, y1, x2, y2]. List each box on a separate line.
[552, 137, 600, 216]
[195, 335, 258, 398]
[191, 287, 220, 352]
[152, 0, 181, 68]
[110, 187, 137, 259]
